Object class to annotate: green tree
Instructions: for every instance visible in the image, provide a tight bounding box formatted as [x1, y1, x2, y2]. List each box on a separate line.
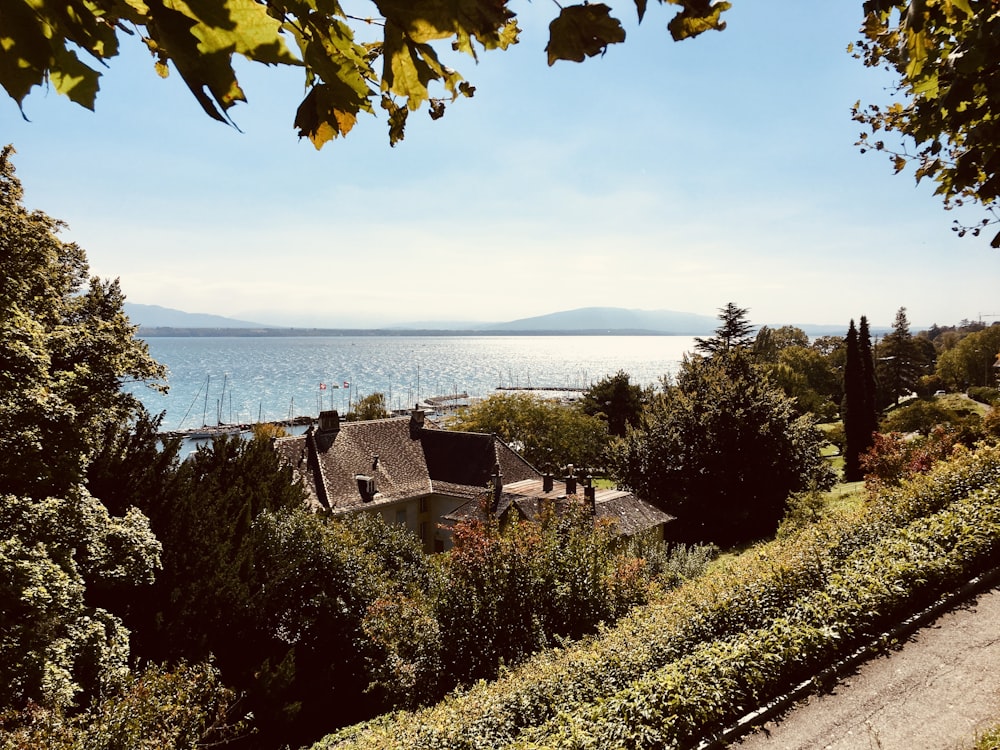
[129, 434, 306, 667]
[876, 306, 926, 406]
[935, 325, 1000, 390]
[753, 325, 810, 364]
[693, 302, 755, 355]
[0, 0, 730, 147]
[842, 319, 866, 481]
[452, 392, 609, 472]
[611, 349, 835, 546]
[0, 146, 165, 499]
[433, 494, 653, 688]
[767, 345, 841, 420]
[853, 0, 1000, 244]
[579, 370, 646, 437]
[0, 147, 165, 715]
[345, 392, 391, 421]
[858, 315, 880, 440]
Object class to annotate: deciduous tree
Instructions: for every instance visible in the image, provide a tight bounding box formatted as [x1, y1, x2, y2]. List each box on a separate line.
[579, 370, 646, 437]
[452, 392, 609, 472]
[0, 147, 164, 714]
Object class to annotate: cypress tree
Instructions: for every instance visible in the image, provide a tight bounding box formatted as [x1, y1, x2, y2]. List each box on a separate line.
[858, 315, 879, 456]
[842, 319, 865, 481]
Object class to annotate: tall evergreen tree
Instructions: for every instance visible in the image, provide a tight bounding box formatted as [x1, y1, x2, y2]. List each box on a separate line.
[842, 320, 865, 482]
[694, 302, 755, 355]
[877, 307, 921, 406]
[858, 316, 879, 452]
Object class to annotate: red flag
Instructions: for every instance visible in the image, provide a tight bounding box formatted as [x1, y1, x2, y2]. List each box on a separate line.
[319, 383, 327, 390]
[343, 381, 350, 388]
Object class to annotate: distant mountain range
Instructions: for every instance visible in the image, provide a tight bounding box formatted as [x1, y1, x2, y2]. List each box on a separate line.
[124, 303, 266, 329]
[127, 303, 854, 337]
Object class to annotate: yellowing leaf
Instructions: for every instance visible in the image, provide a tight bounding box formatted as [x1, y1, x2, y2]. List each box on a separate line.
[667, 1, 731, 42]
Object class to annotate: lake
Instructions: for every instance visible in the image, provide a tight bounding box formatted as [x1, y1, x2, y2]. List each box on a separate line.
[125, 335, 699, 430]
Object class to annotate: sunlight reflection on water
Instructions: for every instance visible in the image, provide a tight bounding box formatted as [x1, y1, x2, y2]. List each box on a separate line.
[125, 335, 697, 430]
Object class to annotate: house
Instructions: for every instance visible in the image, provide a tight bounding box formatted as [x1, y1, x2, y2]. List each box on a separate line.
[274, 409, 672, 552]
[442, 473, 674, 542]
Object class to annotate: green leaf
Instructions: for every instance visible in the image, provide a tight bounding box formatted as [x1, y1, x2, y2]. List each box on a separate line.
[178, 0, 297, 64]
[49, 47, 100, 109]
[546, 4, 626, 66]
[0, 1, 52, 104]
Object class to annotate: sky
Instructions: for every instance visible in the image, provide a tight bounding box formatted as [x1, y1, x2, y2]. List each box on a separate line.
[3, 1, 998, 330]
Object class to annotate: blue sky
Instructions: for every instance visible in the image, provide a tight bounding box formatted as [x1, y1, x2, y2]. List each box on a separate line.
[3, 1, 997, 329]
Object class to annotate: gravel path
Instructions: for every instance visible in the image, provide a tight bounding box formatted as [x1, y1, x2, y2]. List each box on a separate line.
[729, 585, 1000, 750]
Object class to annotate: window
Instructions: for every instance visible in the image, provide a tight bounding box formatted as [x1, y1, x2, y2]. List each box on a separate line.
[419, 497, 428, 513]
[395, 508, 407, 526]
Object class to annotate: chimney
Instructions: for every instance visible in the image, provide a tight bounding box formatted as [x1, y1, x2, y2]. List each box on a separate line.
[318, 410, 340, 433]
[315, 411, 339, 451]
[409, 407, 425, 438]
[542, 473, 554, 493]
[491, 462, 503, 507]
[565, 469, 577, 496]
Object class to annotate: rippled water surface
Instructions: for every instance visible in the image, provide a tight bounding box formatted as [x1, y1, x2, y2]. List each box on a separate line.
[126, 335, 698, 430]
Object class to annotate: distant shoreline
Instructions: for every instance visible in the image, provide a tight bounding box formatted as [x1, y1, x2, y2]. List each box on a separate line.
[135, 327, 693, 338]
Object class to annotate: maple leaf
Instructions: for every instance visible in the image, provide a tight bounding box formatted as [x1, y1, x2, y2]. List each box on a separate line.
[546, 4, 626, 66]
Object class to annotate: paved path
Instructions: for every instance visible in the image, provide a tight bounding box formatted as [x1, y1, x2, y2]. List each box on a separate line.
[730, 585, 1000, 750]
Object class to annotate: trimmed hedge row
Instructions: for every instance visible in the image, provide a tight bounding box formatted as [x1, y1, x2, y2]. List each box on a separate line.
[315, 444, 1000, 750]
[516, 482, 1000, 748]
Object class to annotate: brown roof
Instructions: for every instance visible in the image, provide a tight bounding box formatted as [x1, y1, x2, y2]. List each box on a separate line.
[275, 414, 543, 512]
[444, 477, 674, 537]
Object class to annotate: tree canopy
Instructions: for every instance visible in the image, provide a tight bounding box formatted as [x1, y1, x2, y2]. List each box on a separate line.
[451, 392, 609, 472]
[0, 0, 731, 148]
[0, 146, 165, 713]
[611, 348, 835, 546]
[6, 2, 1000, 237]
[853, 0, 1000, 244]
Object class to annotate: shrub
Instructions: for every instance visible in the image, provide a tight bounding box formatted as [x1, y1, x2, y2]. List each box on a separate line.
[315, 444, 1000, 750]
[969, 386, 1000, 406]
[860, 428, 961, 491]
[0, 662, 239, 750]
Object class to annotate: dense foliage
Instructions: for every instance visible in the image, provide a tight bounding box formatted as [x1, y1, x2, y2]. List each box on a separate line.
[612, 347, 835, 545]
[578, 370, 646, 437]
[452, 392, 609, 472]
[935, 325, 1000, 390]
[318, 442, 1000, 750]
[0, 146, 165, 715]
[345, 392, 392, 421]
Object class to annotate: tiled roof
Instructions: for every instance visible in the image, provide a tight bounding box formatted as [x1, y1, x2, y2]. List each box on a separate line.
[443, 478, 674, 537]
[275, 414, 543, 512]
